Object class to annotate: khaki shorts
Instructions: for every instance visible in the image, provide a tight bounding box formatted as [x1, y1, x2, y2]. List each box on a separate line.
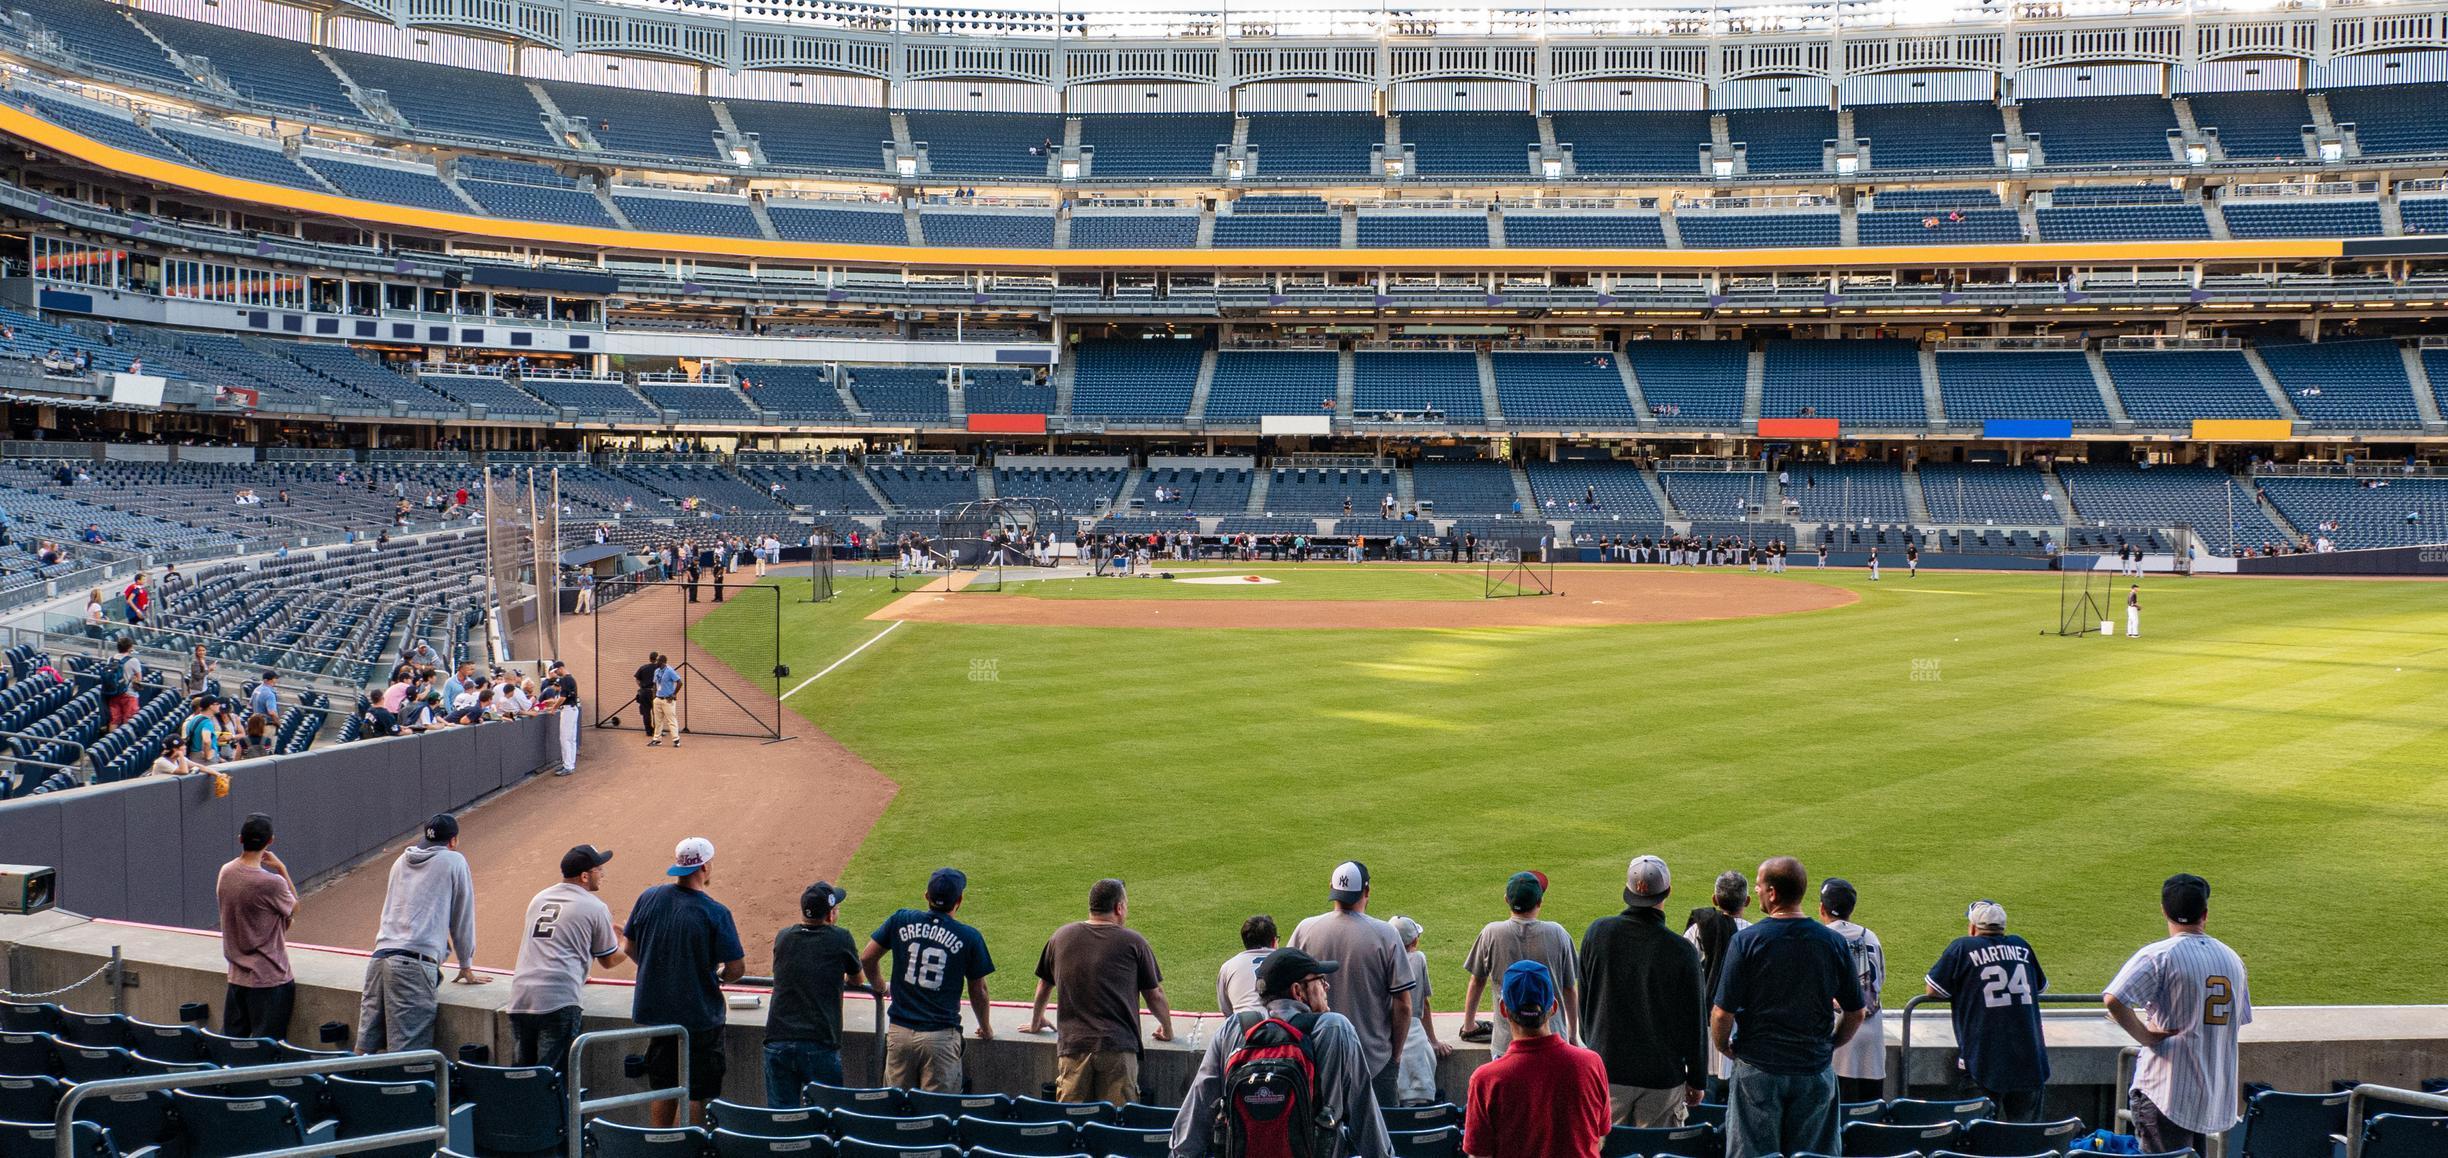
[1611, 1083, 1690, 1127]
[884, 1024, 964, 1093]
[1055, 1050, 1140, 1106]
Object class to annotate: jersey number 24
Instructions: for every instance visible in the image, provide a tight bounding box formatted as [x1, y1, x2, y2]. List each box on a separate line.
[1980, 963, 2035, 1007]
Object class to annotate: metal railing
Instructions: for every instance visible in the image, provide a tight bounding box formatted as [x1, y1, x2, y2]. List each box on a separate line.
[54, 1049, 450, 1158]
[1890, 991, 2105, 1099]
[564, 1024, 688, 1158]
[2344, 1086, 2448, 1158]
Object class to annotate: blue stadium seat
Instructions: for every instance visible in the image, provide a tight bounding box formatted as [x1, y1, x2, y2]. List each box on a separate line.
[1725, 106, 1836, 173]
[615, 193, 764, 238]
[1206, 351, 1339, 423]
[921, 211, 1054, 248]
[1935, 351, 2114, 428]
[1502, 213, 1665, 248]
[1076, 1121, 1164, 1157]
[2232, 1088, 2352, 1158]
[538, 80, 724, 161]
[1954, 1117, 2086, 1154]
[1245, 114, 1383, 177]
[326, 1077, 461, 1158]
[709, 1099, 831, 1137]
[2253, 340, 2421, 429]
[1551, 110, 1711, 174]
[2100, 349, 2279, 426]
[836, 1141, 957, 1158]
[1846, 1120, 1959, 1156]
[2188, 90, 2313, 160]
[451, 1062, 566, 1158]
[1854, 101, 2005, 170]
[956, 1116, 1076, 1155]
[2362, 1113, 2448, 1158]
[2220, 200, 2384, 239]
[1622, 341, 1749, 428]
[0, 1120, 121, 1158]
[2018, 96, 2179, 165]
[723, 100, 892, 172]
[2319, 83, 2448, 156]
[1885, 1097, 1994, 1125]
[1070, 337, 1202, 422]
[1388, 1125, 1461, 1158]
[832, 1111, 955, 1146]
[1601, 1122, 1717, 1157]
[1353, 352, 1485, 421]
[712, 1129, 837, 1158]
[1069, 213, 1200, 249]
[1356, 214, 1488, 248]
[172, 1090, 338, 1158]
[0, 1074, 62, 1122]
[1010, 1097, 1115, 1125]
[766, 203, 910, 245]
[1676, 212, 1841, 248]
[903, 1090, 1010, 1120]
[906, 111, 1063, 177]
[1077, 114, 1230, 178]
[1760, 340, 1926, 426]
[1401, 112, 1538, 177]
[588, 1121, 713, 1158]
[1492, 353, 1642, 427]
[1382, 1104, 1463, 1132]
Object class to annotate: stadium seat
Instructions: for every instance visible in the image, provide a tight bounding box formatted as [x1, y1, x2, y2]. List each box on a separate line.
[708, 1100, 831, 1137]
[2068, 1151, 2196, 1158]
[172, 1090, 338, 1158]
[712, 1128, 838, 1158]
[589, 1121, 713, 1158]
[1113, 1103, 1175, 1129]
[2232, 1088, 2352, 1158]
[1955, 1117, 2087, 1154]
[835, 1141, 959, 1158]
[804, 1083, 906, 1115]
[0, 1120, 120, 1158]
[957, 1116, 1078, 1155]
[1078, 1121, 1168, 1157]
[1687, 1103, 1727, 1128]
[1886, 1098, 1994, 1125]
[125, 1020, 207, 1063]
[0, 1031, 51, 1075]
[1847, 1121, 1960, 1156]
[0, 1074, 62, 1121]
[54, 1012, 132, 1048]
[905, 1089, 1011, 1120]
[2363, 1114, 2448, 1158]
[199, 1031, 284, 1068]
[1602, 1122, 1717, 1157]
[1381, 1104, 1463, 1131]
[1011, 1097, 1115, 1125]
[65, 1088, 176, 1156]
[327, 1076, 467, 1158]
[831, 1111, 955, 1146]
[0, 1002, 59, 1034]
[1841, 1100, 1889, 1122]
[1389, 1125, 1461, 1158]
[450, 1061, 566, 1157]
[49, 1042, 134, 1083]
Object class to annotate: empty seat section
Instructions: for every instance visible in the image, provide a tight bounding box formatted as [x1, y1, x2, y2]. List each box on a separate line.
[18, 94, 186, 162]
[140, 10, 360, 116]
[1356, 215, 1487, 248]
[613, 194, 764, 238]
[417, 374, 553, 417]
[1784, 463, 1913, 523]
[640, 383, 758, 422]
[2018, 96, 2179, 165]
[1213, 211, 1340, 248]
[1410, 461, 1518, 515]
[6, 0, 190, 86]
[2317, 83, 2448, 155]
[155, 128, 320, 189]
[1760, 340, 1927, 426]
[1132, 467, 1253, 513]
[323, 50, 556, 145]
[2035, 200, 2209, 241]
[301, 155, 468, 213]
[1069, 338, 1200, 422]
[1491, 353, 1641, 427]
[2253, 340, 2421, 428]
[905, 112, 1063, 177]
[462, 178, 616, 226]
[962, 369, 1052, 415]
[1245, 114, 1383, 177]
[540, 81, 724, 160]
[2400, 196, 2448, 235]
[993, 466, 1126, 514]
[1267, 468, 1396, 513]
[2100, 349, 2280, 426]
[1935, 351, 2114, 427]
[2219, 200, 2385, 238]
[1352, 352, 1485, 421]
[1077, 114, 1231, 177]
[1621, 342, 1747, 427]
[1548, 110, 1710, 175]
[2057, 463, 2286, 553]
[1675, 212, 1841, 248]
[735, 365, 853, 422]
[1853, 101, 2005, 170]
[921, 212, 1054, 248]
[1857, 207, 2024, 244]
[721, 99, 893, 171]
[523, 378, 655, 420]
[765, 203, 909, 244]
[842, 367, 949, 421]
[1068, 213, 1200, 248]
[1659, 471, 1774, 519]
[1919, 463, 2060, 524]
[1204, 352, 1339, 423]
[2258, 477, 2448, 548]
[864, 465, 979, 510]
[1723, 107, 1836, 173]
[2187, 90, 2313, 160]
[1401, 112, 1538, 177]
[1500, 213, 1665, 248]
[1526, 460, 1666, 522]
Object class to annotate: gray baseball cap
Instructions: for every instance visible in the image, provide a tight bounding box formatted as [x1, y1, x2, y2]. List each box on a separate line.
[1968, 900, 2008, 930]
[1624, 855, 1671, 908]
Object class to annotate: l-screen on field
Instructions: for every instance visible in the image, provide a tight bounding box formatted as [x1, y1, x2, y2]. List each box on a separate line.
[702, 564, 2448, 1008]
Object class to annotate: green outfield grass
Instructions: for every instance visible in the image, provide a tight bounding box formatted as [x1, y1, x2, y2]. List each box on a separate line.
[986, 566, 1504, 601]
[706, 567, 2448, 1008]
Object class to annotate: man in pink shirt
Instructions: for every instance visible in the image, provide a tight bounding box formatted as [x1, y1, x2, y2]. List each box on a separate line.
[216, 813, 298, 1040]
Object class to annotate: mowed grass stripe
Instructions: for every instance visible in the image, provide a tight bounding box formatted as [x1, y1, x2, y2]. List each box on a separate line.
[729, 567, 2447, 1007]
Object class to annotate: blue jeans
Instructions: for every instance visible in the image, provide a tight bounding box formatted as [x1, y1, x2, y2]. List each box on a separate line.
[509, 1006, 584, 1072]
[764, 1040, 843, 1108]
[1726, 1059, 1839, 1158]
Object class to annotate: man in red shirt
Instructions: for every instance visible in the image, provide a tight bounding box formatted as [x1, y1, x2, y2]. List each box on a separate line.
[1464, 960, 1610, 1158]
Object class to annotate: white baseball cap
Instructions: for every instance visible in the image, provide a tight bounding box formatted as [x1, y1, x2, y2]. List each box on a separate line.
[668, 837, 716, 877]
[1328, 861, 1370, 903]
[1967, 900, 2008, 930]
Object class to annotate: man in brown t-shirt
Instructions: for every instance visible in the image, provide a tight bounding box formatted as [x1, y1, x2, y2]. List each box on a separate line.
[1019, 878, 1175, 1104]
[216, 813, 298, 1040]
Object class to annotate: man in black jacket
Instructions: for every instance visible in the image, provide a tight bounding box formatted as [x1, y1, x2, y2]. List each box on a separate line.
[1579, 855, 1709, 1127]
[632, 653, 661, 734]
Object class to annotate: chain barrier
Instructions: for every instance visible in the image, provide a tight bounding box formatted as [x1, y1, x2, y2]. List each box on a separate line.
[0, 959, 113, 1002]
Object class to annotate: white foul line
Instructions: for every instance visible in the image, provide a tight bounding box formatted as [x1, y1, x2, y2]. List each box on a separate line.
[782, 620, 903, 701]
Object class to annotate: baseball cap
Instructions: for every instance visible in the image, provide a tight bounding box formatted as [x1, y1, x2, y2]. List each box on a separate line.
[926, 867, 968, 907]
[1820, 877, 1859, 919]
[1967, 900, 2009, 931]
[1504, 871, 1547, 911]
[1256, 947, 1340, 998]
[548, 660, 566, 672]
[261, 670, 279, 681]
[2162, 873, 2210, 923]
[667, 837, 715, 877]
[1624, 855, 1672, 908]
[422, 814, 458, 844]
[1390, 915, 1423, 946]
[1328, 861, 1371, 903]
[802, 880, 847, 919]
[1500, 960, 1557, 1017]
[559, 844, 613, 878]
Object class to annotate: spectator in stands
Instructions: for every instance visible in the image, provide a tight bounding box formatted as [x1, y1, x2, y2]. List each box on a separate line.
[1021, 878, 1176, 1104]
[1289, 861, 1415, 1107]
[1391, 915, 1451, 1104]
[626, 837, 746, 1126]
[249, 671, 281, 729]
[1218, 914, 1276, 1015]
[102, 636, 142, 731]
[862, 869, 996, 1092]
[83, 588, 103, 633]
[147, 738, 204, 778]
[1819, 878, 1887, 1104]
[122, 573, 149, 627]
[1580, 855, 1708, 1126]
[441, 662, 476, 709]
[217, 813, 297, 1041]
[2104, 874, 2252, 1155]
[766, 880, 862, 1105]
[1464, 871, 1580, 1058]
[507, 845, 623, 1072]
[649, 656, 683, 747]
[1925, 901, 2050, 1121]
[1711, 857, 1865, 1158]
[357, 813, 487, 1055]
[242, 710, 276, 759]
[1171, 947, 1393, 1158]
[183, 697, 224, 766]
[1463, 961, 1611, 1158]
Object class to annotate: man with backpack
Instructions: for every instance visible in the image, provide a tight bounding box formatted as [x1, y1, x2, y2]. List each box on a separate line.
[1683, 870, 1752, 1101]
[1169, 947, 1393, 1158]
[102, 635, 142, 730]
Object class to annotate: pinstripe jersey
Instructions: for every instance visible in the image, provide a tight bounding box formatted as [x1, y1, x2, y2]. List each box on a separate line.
[2106, 932, 2253, 1135]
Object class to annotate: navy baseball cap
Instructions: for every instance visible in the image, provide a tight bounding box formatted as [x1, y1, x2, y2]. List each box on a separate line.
[2162, 873, 2210, 923]
[422, 814, 458, 845]
[1256, 947, 1339, 998]
[1820, 877, 1858, 919]
[559, 845, 613, 878]
[1500, 960, 1557, 1017]
[803, 880, 847, 919]
[926, 868, 967, 906]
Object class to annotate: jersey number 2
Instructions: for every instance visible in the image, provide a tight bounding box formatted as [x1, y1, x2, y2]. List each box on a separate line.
[1979, 963, 2034, 1008]
[2203, 975, 2233, 1025]
[531, 902, 562, 940]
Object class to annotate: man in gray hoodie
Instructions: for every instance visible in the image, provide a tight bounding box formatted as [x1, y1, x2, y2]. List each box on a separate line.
[356, 813, 489, 1052]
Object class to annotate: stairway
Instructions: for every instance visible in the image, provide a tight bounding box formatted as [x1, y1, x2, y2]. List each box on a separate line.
[2251, 477, 2300, 541]
[1741, 345, 1765, 426]
[1052, 205, 1072, 248]
[903, 202, 927, 245]
[1919, 346, 1947, 428]
[709, 101, 766, 166]
[1335, 349, 1356, 416]
[888, 112, 915, 158]
[590, 184, 632, 228]
[745, 195, 780, 240]
[2202, 195, 2233, 241]
[2085, 348, 2133, 428]
[1658, 212, 1685, 249]
[1393, 465, 1418, 511]
[437, 169, 488, 215]
[1999, 104, 2031, 158]
[2170, 97, 2219, 161]
[526, 83, 598, 151]
[1648, 466, 1685, 519]
[2242, 346, 2304, 423]
[2040, 463, 2076, 520]
[1507, 464, 1537, 514]
[850, 465, 892, 512]
[1339, 207, 1358, 249]
[1195, 202, 1217, 248]
[1536, 115, 1559, 153]
[2401, 344, 2447, 429]
[2306, 93, 2354, 158]
[1187, 348, 1218, 424]
[1245, 467, 1272, 515]
[1617, 353, 1655, 427]
[2380, 194, 2406, 237]
[1839, 204, 1859, 247]
[975, 463, 995, 498]
[1117, 466, 1146, 511]
[1901, 467, 1933, 524]
[834, 373, 869, 420]
[945, 369, 967, 421]
[1475, 351, 1504, 425]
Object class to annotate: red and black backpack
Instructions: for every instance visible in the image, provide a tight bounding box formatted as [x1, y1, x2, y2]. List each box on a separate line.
[1216, 1010, 1339, 1158]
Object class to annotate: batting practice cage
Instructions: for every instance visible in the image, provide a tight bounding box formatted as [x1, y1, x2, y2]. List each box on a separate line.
[484, 465, 560, 663]
[930, 497, 1072, 593]
[1481, 526, 1560, 598]
[590, 581, 787, 741]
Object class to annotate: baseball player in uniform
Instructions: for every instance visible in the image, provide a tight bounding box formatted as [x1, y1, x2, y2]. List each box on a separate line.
[1924, 901, 2050, 1121]
[1867, 547, 1880, 582]
[2127, 586, 2141, 638]
[2104, 874, 2252, 1156]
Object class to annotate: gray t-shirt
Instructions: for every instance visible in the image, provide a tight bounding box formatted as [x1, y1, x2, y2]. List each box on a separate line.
[507, 882, 619, 1014]
[1289, 909, 1414, 1076]
[1464, 916, 1579, 1056]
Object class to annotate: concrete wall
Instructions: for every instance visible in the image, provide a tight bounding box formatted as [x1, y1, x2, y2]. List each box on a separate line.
[0, 716, 557, 924]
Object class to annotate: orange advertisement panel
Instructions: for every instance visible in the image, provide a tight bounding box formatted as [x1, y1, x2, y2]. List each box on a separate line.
[967, 413, 1048, 434]
[1757, 417, 1841, 439]
[2190, 419, 2293, 441]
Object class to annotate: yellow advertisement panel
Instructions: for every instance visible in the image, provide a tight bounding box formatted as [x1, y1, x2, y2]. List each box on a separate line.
[2191, 419, 2294, 441]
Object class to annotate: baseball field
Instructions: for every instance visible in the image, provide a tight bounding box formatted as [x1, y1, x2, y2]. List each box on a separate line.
[693, 564, 2446, 1010]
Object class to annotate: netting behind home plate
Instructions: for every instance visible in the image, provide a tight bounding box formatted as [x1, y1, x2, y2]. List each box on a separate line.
[482, 466, 557, 662]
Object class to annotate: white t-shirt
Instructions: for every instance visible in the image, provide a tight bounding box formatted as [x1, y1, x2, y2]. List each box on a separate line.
[507, 882, 620, 1015]
[2107, 932, 2253, 1135]
[1826, 919, 1888, 1080]
[1216, 948, 1269, 1015]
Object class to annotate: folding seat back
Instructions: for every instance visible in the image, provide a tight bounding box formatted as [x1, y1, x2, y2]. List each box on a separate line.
[801, 1082, 904, 1116]
[1958, 1117, 2088, 1156]
[2235, 1089, 2351, 1158]
[69, 1087, 175, 1153]
[327, 1076, 448, 1158]
[955, 1116, 1076, 1156]
[1389, 1125, 1461, 1158]
[904, 1088, 1009, 1120]
[0, 1074, 63, 1123]
[1887, 1097, 1993, 1126]
[1010, 1096, 1112, 1125]
[2363, 1114, 2448, 1158]
[1078, 1122, 1168, 1158]
[1846, 1120, 1960, 1157]
[1603, 1123, 1717, 1158]
[588, 1120, 713, 1158]
[0, 1119, 116, 1158]
[706, 1099, 828, 1139]
[450, 1061, 567, 1158]
[1379, 1103, 1460, 1132]
[172, 1089, 330, 1158]
[830, 1111, 954, 1146]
